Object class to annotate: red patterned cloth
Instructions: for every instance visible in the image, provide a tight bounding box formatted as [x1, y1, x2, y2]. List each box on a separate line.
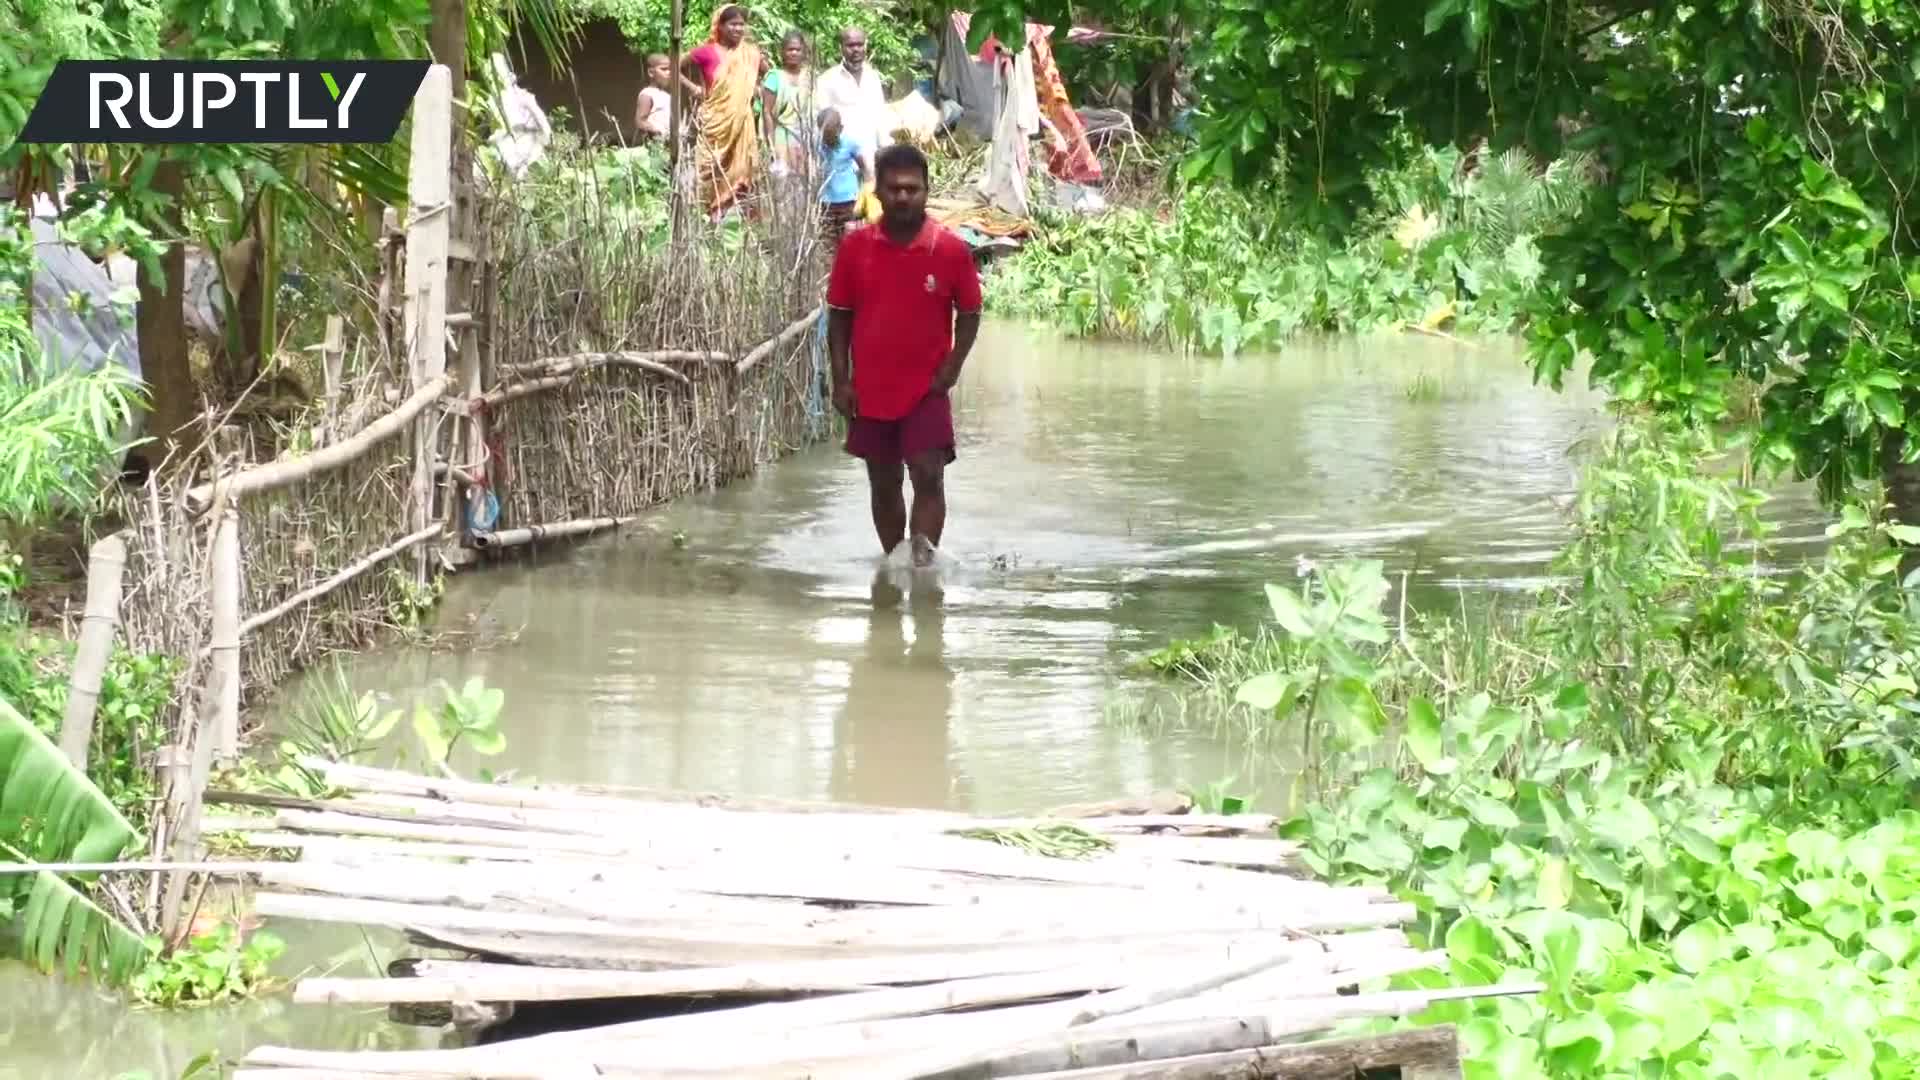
[971, 19, 1103, 186]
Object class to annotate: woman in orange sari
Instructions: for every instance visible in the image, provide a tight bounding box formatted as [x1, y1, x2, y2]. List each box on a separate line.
[681, 5, 769, 221]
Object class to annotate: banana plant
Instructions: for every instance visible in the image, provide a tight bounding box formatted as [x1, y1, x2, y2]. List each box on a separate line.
[0, 696, 147, 984]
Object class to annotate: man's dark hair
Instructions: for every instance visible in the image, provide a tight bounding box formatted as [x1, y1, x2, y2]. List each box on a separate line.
[874, 143, 930, 185]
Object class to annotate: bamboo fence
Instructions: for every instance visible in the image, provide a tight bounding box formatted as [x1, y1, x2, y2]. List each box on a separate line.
[54, 64, 837, 937]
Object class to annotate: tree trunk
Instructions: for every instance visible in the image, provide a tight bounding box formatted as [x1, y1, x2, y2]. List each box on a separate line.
[136, 158, 198, 462]
[430, 0, 468, 108]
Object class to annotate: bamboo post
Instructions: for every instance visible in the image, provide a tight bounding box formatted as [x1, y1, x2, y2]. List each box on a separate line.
[378, 207, 405, 367]
[58, 531, 127, 767]
[405, 64, 454, 590]
[448, 177, 485, 565]
[305, 316, 346, 446]
[208, 505, 241, 766]
[669, 0, 685, 244]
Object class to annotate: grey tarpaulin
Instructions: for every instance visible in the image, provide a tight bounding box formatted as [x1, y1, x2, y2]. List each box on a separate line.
[937, 14, 999, 138]
[26, 215, 148, 449]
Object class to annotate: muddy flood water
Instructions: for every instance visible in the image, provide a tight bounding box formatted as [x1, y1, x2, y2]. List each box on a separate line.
[4, 322, 1831, 1076]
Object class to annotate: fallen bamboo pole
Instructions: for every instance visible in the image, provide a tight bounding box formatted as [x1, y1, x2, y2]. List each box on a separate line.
[882, 943, 1311, 1080]
[57, 531, 127, 766]
[237, 524, 443, 638]
[183, 374, 453, 514]
[469, 516, 626, 552]
[0, 860, 294, 875]
[906, 988, 1510, 1080]
[288, 935, 1361, 1006]
[1015, 1023, 1463, 1080]
[735, 306, 822, 374]
[512, 350, 703, 381]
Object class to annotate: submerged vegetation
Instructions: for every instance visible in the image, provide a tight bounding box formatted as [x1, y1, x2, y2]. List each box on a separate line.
[1132, 410, 1920, 1076]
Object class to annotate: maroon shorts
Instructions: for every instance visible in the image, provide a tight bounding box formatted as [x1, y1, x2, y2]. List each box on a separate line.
[845, 391, 956, 466]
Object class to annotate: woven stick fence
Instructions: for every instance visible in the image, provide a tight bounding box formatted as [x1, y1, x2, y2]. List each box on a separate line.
[53, 64, 837, 939]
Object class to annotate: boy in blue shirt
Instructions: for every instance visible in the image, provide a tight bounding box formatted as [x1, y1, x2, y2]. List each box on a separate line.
[817, 107, 868, 252]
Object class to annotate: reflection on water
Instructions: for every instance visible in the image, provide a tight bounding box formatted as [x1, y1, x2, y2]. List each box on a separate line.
[830, 573, 955, 808]
[277, 322, 1829, 821]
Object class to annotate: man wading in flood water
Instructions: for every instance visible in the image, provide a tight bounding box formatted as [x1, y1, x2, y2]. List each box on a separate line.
[827, 144, 983, 568]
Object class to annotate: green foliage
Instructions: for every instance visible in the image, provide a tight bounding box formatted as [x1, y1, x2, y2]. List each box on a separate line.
[0, 697, 147, 985]
[508, 135, 673, 262]
[0, 357, 147, 536]
[220, 665, 401, 799]
[129, 921, 285, 1008]
[0, 554, 179, 829]
[954, 822, 1113, 859]
[411, 676, 508, 765]
[554, 0, 923, 78]
[985, 145, 1592, 354]
[1143, 410, 1920, 1074]
[1036, 0, 1920, 511]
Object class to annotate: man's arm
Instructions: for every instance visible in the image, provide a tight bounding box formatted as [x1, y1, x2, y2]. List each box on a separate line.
[826, 239, 859, 417]
[934, 312, 980, 393]
[932, 247, 985, 393]
[828, 308, 854, 387]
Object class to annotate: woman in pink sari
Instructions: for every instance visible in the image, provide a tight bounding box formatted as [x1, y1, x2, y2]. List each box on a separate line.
[681, 5, 770, 221]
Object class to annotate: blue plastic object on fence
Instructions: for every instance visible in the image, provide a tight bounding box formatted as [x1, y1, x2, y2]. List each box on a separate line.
[805, 307, 830, 439]
[467, 488, 501, 532]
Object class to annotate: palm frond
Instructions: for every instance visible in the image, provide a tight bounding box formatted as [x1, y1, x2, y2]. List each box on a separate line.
[319, 143, 409, 210]
[0, 697, 147, 984]
[495, 0, 585, 78]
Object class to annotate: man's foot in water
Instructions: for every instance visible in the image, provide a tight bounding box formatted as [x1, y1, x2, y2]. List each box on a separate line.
[911, 534, 936, 568]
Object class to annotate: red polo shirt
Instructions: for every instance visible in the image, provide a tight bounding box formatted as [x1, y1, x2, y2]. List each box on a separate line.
[826, 219, 983, 421]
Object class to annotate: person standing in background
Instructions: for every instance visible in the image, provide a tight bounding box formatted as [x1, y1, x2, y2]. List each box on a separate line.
[682, 5, 769, 221]
[633, 53, 676, 142]
[816, 107, 867, 254]
[816, 27, 889, 179]
[762, 31, 816, 180]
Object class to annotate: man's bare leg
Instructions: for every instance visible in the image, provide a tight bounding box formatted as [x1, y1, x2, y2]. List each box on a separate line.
[865, 458, 907, 555]
[906, 450, 946, 566]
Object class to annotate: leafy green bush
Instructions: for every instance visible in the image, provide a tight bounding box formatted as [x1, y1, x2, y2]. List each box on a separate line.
[1140, 411, 1920, 1075]
[129, 922, 285, 1008]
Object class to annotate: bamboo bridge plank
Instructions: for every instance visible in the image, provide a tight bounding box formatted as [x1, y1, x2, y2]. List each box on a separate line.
[218, 762, 1508, 1078]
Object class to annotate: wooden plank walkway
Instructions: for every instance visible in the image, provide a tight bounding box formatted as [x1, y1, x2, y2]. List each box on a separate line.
[206, 761, 1532, 1078]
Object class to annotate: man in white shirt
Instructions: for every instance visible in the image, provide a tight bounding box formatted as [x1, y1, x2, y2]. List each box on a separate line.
[815, 27, 890, 176]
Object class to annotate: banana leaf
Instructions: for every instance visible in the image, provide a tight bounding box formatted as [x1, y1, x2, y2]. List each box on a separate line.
[0, 697, 148, 983]
[0, 698, 137, 867]
[15, 870, 148, 982]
